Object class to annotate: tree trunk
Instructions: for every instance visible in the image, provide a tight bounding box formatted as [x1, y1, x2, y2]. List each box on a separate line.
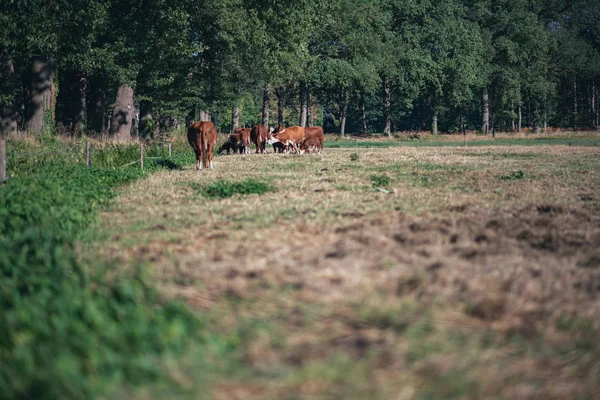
[481, 86, 489, 134]
[591, 82, 596, 129]
[26, 56, 56, 134]
[431, 106, 438, 135]
[139, 100, 153, 138]
[110, 84, 134, 140]
[152, 108, 160, 137]
[532, 103, 540, 134]
[360, 92, 367, 134]
[518, 103, 522, 132]
[1, 45, 18, 134]
[72, 74, 87, 135]
[262, 84, 269, 126]
[383, 78, 391, 136]
[511, 101, 515, 132]
[339, 89, 348, 137]
[461, 111, 466, 146]
[307, 90, 314, 127]
[87, 74, 107, 133]
[200, 110, 211, 121]
[573, 76, 578, 115]
[275, 87, 284, 126]
[232, 105, 239, 131]
[299, 81, 307, 127]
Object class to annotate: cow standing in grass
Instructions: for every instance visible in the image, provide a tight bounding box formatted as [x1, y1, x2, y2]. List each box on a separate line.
[251, 124, 269, 154]
[300, 137, 321, 154]
[301, 126, 324, 154]
[268, 125, 305, 153]
[218, 134, 238, 154]
[234, 127, 252, 154]
[187, 121, 217, 170]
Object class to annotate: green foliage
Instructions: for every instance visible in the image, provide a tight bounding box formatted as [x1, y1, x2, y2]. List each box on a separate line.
[0, 142, 215, 398]
[370, 174, 391, 188]
[498, 170, 526, 180]
[191, 179, 276, 199]
[350, 152, 359, 161]
[1, 0, 599, 136]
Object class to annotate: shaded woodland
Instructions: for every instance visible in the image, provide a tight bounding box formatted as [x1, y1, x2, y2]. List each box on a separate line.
[1, 0, 599, 137]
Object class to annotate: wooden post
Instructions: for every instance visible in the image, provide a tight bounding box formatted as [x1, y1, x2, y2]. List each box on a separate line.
[168, 143, 172, 157]
[86, 141, 91, 167]
[0, 140, 6, 184]
[140, 142, 144, 169]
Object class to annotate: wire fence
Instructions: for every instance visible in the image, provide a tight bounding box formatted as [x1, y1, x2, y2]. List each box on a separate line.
[0, 139, 173, 184]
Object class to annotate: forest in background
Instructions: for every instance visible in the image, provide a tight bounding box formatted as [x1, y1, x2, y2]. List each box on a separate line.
[1, 0, 599, 138]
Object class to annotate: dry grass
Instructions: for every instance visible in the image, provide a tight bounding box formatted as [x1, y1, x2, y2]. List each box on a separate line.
[79, 144, 600, 399]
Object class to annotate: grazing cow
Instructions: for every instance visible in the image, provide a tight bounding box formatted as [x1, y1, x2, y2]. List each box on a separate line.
[218, 134, 238, 155]
[268, 125, 305, 153]
[234, 127, 252, 154]
[272, 142, 286, 153]
[250, 124, 269, 154]
[302, 126, 325, 153]
[187, 121, 217, 170]
[300, 137, 322, 154]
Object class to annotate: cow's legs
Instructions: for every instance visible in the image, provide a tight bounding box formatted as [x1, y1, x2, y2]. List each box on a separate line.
[206, 142, 215, 169]
[195, 149, 202, 170]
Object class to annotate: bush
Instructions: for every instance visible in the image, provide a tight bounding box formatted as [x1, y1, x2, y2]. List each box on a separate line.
[498, 170, 526, 180]
[370, 174, 391, 188]
[350, 152, 359, 161]
[191, 179, 276, 199]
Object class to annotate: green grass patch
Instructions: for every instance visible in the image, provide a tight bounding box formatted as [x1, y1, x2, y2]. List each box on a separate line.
[498, 170, 527, 180]
[191, 179, 276, 199]
[370, 174, 391, 187]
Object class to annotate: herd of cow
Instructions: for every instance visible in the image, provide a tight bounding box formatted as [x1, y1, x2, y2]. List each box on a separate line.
[186, 121, 325, 170]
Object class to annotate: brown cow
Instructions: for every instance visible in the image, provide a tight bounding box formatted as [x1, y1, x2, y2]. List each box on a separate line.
[234, 127, 252, 154]
[301, 126, 324, 154]
[250, 124, 268, 154]
[299, 137, 322, 154]
[187, 121, 217, 170]
[218, 134, 239, 155]
[268, 125, 305, 153]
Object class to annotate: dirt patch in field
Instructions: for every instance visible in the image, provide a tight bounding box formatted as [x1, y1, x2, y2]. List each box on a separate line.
[151, 203, 600, 399]
[159, 203, 600, 332]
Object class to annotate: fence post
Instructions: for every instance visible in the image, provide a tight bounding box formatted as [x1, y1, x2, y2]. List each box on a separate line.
[140, 142, 144, 169]
[0, 140, 6, 184]
[86, 141, 92, 167]
[168, 143, 172, 157]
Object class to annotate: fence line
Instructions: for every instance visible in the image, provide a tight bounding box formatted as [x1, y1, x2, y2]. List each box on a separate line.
[5, 143, 173, 161]
[2, 141, 176, 178]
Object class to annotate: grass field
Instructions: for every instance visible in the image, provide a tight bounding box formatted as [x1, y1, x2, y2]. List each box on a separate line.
[77, 137, 600, 399]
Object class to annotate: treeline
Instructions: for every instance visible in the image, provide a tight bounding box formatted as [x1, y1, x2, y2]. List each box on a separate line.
[1, 0, 599, 137]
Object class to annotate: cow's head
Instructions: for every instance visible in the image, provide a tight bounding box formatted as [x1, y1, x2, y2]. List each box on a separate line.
[267, 126, 285, 145]
[267, 132, 282, 145]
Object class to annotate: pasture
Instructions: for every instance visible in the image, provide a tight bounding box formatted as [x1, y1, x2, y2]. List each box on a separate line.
[77, 135, 600, 399]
